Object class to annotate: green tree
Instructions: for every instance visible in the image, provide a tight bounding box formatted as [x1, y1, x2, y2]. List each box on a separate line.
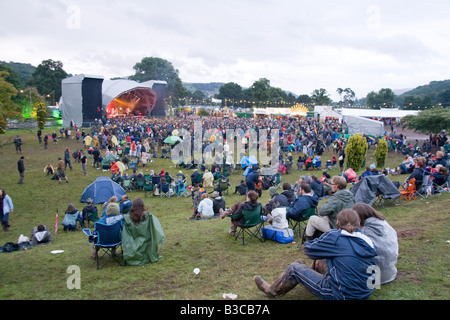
[374, 138, 388, 168]
[401, 107, 450, 134]
[217, 82, 242, 106]
[311, 88, 332, 105]
[0, 71, 22, 133]
[345, 134, 368, 170]
[28, 59, 68, 102]
[297, 94, 311, 105]
[130, 57, 187, 106]
[343, 88, 356, 106]
[191, 90, 206, 104]
[250, 78, 271, 106]
[366, 88, 395, 107]
[438, 89, 450, 107]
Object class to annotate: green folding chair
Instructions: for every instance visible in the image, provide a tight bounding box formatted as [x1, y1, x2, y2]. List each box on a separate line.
[231, 204, 265, 246]
[288, 207, 316, 244]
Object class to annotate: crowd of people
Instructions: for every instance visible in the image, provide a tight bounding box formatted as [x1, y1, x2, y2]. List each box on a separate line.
[4, 113, 449, 300]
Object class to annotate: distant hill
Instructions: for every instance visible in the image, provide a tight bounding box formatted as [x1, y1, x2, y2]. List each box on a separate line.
[399, 79, 450, 98]
[0, 61, 36, 84]
[183, 82, 225, 97]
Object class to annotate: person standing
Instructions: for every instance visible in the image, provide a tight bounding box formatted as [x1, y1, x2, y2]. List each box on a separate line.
[64, 148, 73, 170]
[14, 135, 22, 154]
[44, 134, 49, 149]
[37, 129, 42, 143]
[80, 150, 88, 176]
[17, 156, 25, 184]
[0, 188, 13, 231]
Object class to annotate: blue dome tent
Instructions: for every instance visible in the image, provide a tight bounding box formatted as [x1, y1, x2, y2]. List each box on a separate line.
[80, 176, 126, 204]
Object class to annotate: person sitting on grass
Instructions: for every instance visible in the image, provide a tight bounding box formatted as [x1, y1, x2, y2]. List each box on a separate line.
[254, 208, 377, 300]
[188, 193, 214, 220]
[62, 203, 82, 231]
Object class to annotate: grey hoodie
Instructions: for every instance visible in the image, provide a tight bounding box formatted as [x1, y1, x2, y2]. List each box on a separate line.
[361, 217, 399, 284]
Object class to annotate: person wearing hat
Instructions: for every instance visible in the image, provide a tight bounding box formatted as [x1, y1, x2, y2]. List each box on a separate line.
[100, 202, 123, 225]
[212, 191, 225, 217]
[82, 198, 98, 227]
[264, 186, 289, 215]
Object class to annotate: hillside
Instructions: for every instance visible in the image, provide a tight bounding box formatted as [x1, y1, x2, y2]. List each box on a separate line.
[0, 61, 36, 84]
[399, 79, 450, 98]
[183, 82, 225, 97]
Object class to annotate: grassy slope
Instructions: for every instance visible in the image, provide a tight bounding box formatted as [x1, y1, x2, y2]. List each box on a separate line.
[0, 128, 448, 300]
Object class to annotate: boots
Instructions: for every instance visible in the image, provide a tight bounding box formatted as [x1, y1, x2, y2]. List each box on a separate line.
[254, 271, 297, 298]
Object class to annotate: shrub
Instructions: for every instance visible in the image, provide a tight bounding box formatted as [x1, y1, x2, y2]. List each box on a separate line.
[35, 102, 48, 130]
[375, 138, 388, 168]
[345, 134, 368, 170]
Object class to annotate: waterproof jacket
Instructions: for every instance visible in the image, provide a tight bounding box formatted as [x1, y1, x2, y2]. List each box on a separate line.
[281, 189, 296, 205]
[286, 194, 319, 220]
[317, 189, 355, 228]
[361, 217, 398, 284]
[122, 212, 165, 266]
[304, 229, 377, 300]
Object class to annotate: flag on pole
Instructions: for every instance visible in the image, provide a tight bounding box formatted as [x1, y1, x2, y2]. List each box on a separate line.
[55, 209, 58, 234]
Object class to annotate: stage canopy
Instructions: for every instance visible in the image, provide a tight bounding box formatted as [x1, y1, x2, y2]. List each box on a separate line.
[102, 79, 166, 118]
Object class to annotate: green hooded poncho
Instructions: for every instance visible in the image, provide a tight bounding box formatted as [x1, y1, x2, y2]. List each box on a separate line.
[121, 212, 165, 266]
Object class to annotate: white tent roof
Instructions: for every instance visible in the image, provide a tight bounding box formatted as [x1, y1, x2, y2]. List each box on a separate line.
[344, 115, 384, 136]
[338, 108, 419, 119]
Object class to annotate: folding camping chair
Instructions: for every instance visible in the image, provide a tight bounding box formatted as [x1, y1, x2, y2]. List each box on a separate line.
[122, 178, 132, 191]
[151, 175, 161, 187]
[135, 178, 145, 191]
[93, 220, 125, 270]
[313, 160, 322, 171]
[288, 207, 316, 244]
[416, 172, 433, 199]
[433, 173, 450, 194]
[176, 180, 187, 197]
[160, 183, 171, 198]
[373, 191, 400, 208]
[231, 204, 265, 246]
[218, 178, 230, 195]
[144, 181, 154, 197]
[400, 178, 416, 201]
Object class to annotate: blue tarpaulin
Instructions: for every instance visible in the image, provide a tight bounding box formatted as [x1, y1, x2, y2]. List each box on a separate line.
[80, 176, 126, 204]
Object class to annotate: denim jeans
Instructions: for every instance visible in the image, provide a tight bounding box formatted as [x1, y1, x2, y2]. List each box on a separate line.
[287, 260, 336, 300]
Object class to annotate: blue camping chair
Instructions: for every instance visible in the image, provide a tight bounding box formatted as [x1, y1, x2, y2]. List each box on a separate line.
[93, 220, 125, 270]
[176, 180, 187, 197]
[160, 182, 171, 198]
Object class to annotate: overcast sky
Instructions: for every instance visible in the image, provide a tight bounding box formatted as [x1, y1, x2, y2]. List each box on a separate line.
[1, 0, 449, 101]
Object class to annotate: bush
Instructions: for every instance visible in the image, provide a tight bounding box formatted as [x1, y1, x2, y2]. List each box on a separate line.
[35, 102, 48, 130]
[345, 134, 368, 170]
[375, 138, 388, 168]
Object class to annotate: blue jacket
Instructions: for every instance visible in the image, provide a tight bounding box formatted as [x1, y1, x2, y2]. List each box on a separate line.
[286, 194, 319, 220]
[304, 229, 377, 300]
[2, 195, 14, 214]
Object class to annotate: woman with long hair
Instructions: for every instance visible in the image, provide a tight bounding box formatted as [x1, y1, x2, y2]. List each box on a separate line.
[352, 203, 398, 284]
[121, 198, 165, 266]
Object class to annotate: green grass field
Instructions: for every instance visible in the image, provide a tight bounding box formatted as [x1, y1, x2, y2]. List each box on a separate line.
[0, 127, 449, 300]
